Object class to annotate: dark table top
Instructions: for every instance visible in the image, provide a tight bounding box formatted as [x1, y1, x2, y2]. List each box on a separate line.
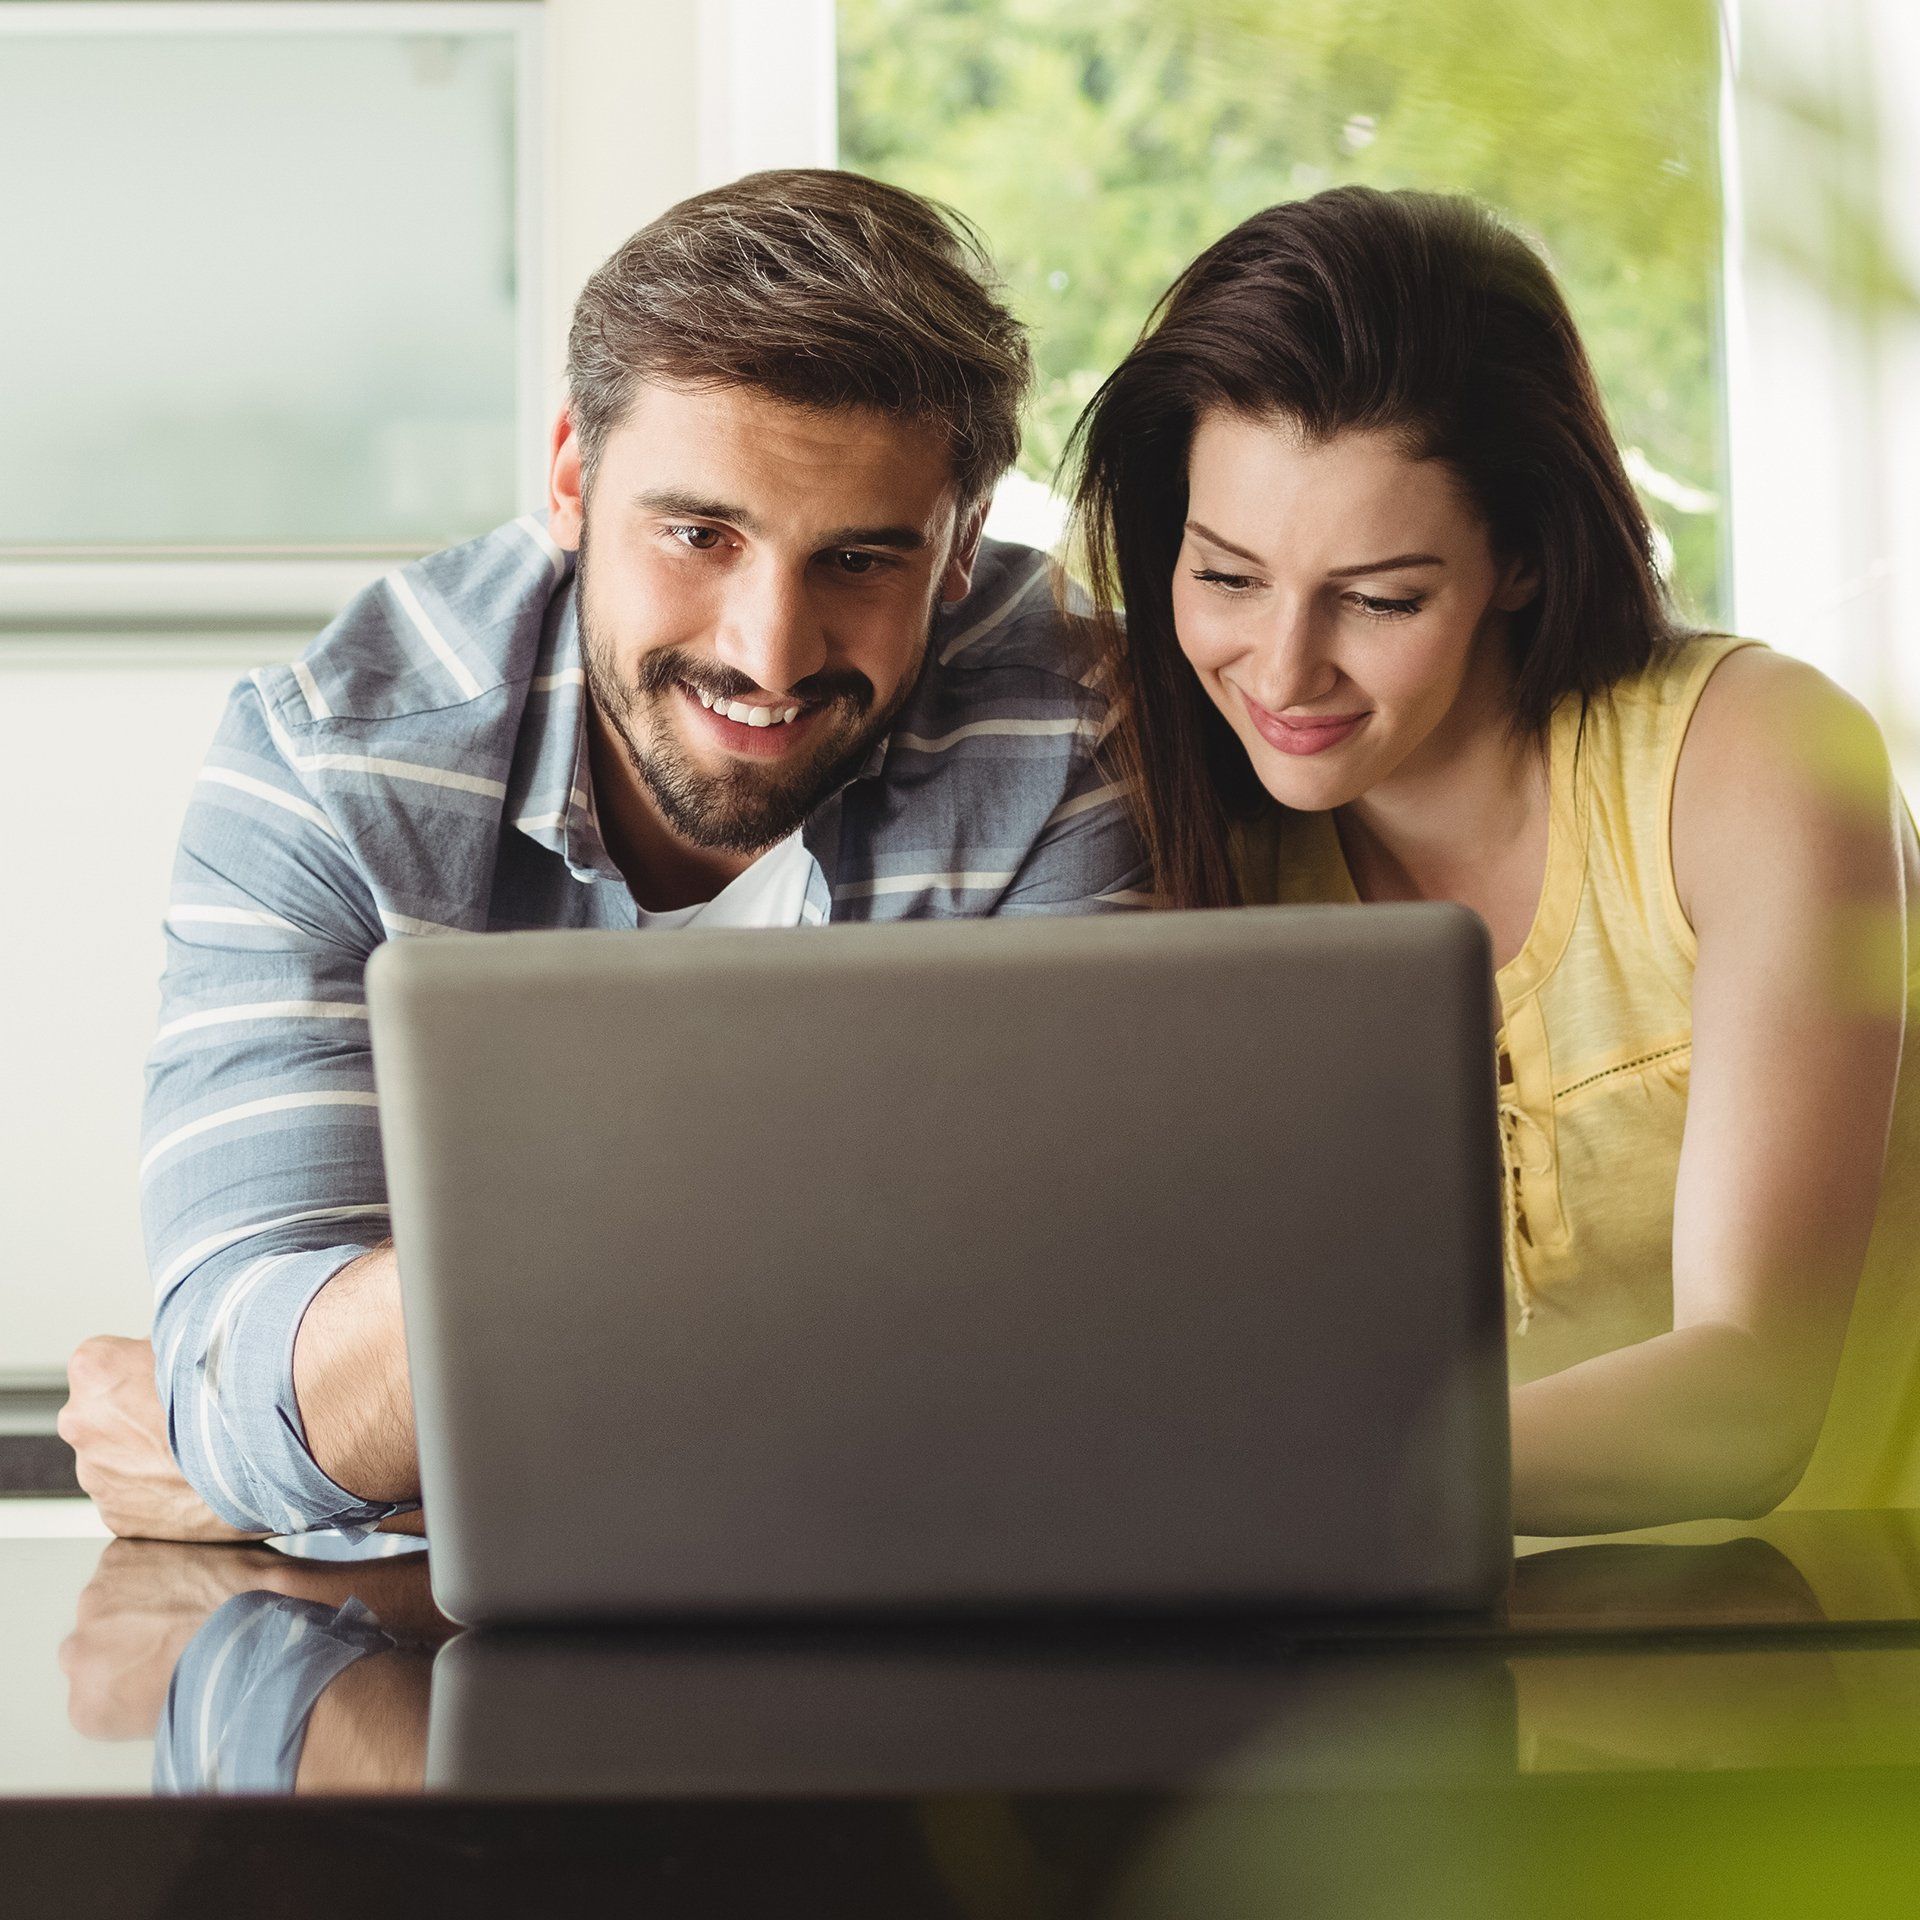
[12, 1506, 1920, 1916]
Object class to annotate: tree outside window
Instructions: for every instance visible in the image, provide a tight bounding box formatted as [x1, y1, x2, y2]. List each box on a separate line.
[839, 0, 1726, 621]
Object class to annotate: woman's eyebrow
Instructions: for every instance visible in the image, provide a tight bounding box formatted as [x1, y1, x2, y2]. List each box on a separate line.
[1326, 553, 1445, 577]
[1186, 524, 1447, 578]
[1185, 519, 1266, 565]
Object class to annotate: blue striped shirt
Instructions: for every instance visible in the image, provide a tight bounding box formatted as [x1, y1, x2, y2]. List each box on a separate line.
[154, 1592, 396, 1795]
[144, 516, 1147, 1536]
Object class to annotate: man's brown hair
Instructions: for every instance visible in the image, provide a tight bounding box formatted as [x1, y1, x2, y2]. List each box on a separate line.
[567, 168, 1032, 504]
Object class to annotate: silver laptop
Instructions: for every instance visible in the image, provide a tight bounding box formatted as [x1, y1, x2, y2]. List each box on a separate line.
[365, 906, 1511, 1626]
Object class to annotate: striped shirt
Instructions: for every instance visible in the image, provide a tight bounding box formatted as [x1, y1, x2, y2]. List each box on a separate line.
[144, 516, 1147, 1537]
[154, 1591, 396, 1795]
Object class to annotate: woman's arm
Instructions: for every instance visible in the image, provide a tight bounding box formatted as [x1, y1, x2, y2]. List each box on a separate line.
[1512, 648, 1912, 1534]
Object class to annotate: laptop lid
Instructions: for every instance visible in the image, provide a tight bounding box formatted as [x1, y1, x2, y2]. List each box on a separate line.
[366, 905, 1510, 1624]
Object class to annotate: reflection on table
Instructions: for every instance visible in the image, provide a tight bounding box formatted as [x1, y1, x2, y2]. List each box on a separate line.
[50, 1509, 1920, 1804]
[60, 1536, 449, 1795]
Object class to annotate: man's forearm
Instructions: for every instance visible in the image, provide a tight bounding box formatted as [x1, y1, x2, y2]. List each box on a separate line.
[291, 1245, 420, 1505]
[295, 1649, 433, 1795]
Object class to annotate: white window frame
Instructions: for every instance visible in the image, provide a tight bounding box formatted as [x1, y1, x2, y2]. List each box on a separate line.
[697, 0, 837, 188]
[0, 1, 548, 632]
[1719, 0, 1918, 775]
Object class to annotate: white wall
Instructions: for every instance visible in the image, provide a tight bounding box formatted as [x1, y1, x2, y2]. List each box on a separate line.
[1, 638, 291, 1373]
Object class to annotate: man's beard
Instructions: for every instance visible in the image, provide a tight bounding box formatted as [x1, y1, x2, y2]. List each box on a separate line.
[577, 532, 928, 857]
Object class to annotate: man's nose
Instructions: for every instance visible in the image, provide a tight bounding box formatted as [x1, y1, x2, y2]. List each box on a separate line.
[712, 563, 828, 696]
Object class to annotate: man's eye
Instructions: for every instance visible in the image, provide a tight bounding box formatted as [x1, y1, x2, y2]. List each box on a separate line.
[666, 524, 722, 551]
[830, 549, 883, 575]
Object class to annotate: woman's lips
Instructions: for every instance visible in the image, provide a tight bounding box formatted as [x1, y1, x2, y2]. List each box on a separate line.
[1240, 689, 1368, 757]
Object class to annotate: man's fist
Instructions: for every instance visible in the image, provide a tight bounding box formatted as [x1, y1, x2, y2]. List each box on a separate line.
[58, 1336, 267, 1543]
[60, 1537, 295, 1739]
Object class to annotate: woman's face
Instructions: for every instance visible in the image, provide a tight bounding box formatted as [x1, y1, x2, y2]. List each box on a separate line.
[1173, 412, 1535, 811]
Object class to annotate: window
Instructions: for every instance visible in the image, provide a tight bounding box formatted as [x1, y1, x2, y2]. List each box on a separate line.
[0, 2, 542, 621]
[838, 0, 1727, 621]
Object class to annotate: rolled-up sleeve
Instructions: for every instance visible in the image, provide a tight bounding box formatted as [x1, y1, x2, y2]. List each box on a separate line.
[155, 1592, 395, 1794]
[145, 676, 412, 1535]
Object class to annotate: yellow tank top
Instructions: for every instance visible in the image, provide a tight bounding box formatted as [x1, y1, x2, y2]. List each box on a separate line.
[1234, 635, 1920, 1508]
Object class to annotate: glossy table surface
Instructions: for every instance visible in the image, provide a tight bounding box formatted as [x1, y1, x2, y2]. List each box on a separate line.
[11, 1504, 1920, 1916]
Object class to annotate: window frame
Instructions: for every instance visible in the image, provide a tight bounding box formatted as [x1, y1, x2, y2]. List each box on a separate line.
[1721, 0, 1920, 783]
[697, 0, 837, 186]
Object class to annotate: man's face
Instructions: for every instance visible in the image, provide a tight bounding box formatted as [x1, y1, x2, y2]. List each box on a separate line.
[549, 380, 984, 856]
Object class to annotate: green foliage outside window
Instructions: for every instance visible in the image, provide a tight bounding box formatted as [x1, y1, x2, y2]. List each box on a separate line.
[838, 0, 1726, 620]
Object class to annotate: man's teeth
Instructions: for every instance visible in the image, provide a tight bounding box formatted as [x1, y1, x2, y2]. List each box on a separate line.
[694, 689, 802, 727]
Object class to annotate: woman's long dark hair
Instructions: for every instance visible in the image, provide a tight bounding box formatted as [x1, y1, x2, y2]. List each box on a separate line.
[1063, 187, 1686, 909]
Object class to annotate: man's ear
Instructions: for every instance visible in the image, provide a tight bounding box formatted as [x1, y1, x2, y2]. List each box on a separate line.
[548, 406, 585, 552]
[936, 500, 991, 606]
[1493, 552, 1540, 613]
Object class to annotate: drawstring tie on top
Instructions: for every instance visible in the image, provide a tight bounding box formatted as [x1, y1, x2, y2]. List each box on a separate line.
[1497, 1098, 1552, 1335]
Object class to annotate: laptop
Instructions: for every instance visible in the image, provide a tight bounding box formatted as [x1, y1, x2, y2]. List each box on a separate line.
[365, 905, 1511, 1626]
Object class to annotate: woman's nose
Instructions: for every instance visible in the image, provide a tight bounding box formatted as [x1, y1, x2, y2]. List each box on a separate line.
[1244, 604, 1340, 713]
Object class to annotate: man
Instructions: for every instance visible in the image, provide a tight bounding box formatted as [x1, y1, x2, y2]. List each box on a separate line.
[61, 170, 1146, 1542]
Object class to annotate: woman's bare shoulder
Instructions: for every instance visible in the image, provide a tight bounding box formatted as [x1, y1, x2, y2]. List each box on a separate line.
[1672, 643, 1900, 940]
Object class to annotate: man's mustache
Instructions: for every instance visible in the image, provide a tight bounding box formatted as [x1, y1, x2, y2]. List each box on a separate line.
[633, 649, 875, 715]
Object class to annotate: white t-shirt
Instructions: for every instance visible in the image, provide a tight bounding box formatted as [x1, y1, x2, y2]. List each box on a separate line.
[632, 831, 817, 932]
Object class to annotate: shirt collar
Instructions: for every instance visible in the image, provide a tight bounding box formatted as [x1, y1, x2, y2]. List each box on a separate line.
[507, 576, 625, 884]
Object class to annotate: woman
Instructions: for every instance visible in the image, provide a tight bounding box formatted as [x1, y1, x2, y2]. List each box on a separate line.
[1067, 187, 1920, 1533]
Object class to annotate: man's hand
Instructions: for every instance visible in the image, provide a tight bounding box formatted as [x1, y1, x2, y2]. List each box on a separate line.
[59, 1537, 294, 1739]
[60, 1531, 451, 1744]
[58, 1336, 268, 1543]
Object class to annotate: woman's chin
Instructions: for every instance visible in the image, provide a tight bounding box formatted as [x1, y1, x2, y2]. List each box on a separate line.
[1229, 711, 1380, 813]
[1242, 744, 1369, 814]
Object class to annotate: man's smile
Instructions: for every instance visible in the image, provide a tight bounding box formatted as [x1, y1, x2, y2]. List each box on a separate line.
[675, 680, 830, 758]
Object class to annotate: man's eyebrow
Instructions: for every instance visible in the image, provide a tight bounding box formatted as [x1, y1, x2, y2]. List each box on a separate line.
[816, 523, 927, 553]
[631, 492, 926, 553]
[633, 489, 766, 535]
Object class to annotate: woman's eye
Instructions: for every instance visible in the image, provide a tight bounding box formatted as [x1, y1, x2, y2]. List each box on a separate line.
[1189, 568, 1259, 594]
[1348, 592, 1424, 619]
[666, 524, 722, 551]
